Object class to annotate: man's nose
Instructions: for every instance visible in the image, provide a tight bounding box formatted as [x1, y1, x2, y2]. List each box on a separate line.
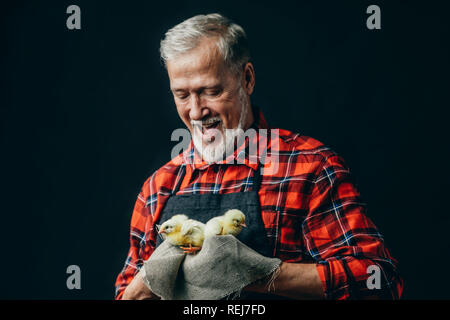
[189, 95, 210, 121]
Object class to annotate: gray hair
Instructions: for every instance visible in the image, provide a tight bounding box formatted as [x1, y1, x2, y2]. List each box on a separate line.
[160, 13, 250, 76]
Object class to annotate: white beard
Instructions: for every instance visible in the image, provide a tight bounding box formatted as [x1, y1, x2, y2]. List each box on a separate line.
[191, 86, 249, 164]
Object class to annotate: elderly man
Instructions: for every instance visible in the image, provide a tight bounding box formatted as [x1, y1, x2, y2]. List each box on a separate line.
[115, 13, 403, 300]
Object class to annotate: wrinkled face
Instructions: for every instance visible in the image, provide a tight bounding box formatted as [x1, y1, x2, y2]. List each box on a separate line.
[166, 37, 254, 163]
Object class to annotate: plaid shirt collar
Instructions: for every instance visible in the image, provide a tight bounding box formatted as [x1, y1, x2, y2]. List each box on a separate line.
[181, 106, 269, 171]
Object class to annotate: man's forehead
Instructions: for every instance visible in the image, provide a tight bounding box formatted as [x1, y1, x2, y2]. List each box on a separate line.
[167, 38, 230, 90]
[169, 72, 224, 91]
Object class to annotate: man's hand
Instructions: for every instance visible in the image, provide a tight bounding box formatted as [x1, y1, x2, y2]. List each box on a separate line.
[244, 262, 325, 299]
[122, 269, 160, 300]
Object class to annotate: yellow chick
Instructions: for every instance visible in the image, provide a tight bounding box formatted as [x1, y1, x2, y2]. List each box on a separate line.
[158, 215, 205, 254]
[179, 219, 206, 254]
[205, 209, 247, 238]
[158, 214, 189, 246]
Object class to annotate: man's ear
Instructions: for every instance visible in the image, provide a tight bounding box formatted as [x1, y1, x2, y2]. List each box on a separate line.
[242, 62, 255, 95]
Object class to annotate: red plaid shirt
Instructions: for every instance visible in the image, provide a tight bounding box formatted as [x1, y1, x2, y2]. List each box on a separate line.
[115, 108, 403, 300]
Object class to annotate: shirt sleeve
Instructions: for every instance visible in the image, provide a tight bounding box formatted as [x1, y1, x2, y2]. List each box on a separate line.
[114, 183, 155, 300]
[303, 153, 403, 299]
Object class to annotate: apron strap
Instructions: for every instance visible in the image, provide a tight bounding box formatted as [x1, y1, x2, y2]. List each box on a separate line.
[253, 128, 270, 192]
[252, 158, 263, 192]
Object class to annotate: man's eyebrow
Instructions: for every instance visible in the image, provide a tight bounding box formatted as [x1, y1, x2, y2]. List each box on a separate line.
[203, 84, 221, 90]
[171, 84, 222, 92]
[171, 88, 187, 93]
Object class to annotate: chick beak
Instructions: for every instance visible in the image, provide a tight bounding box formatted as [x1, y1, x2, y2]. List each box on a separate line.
[158, 229, 165, 234]
[240, 222, 247, 228]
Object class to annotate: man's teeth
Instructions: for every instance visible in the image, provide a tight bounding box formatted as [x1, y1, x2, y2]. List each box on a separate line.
[203, 120, 220, 129]
[205, 122, 217, 128]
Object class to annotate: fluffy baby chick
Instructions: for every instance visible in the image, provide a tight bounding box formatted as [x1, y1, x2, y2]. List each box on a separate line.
[179, 219, 206, 254]
[158, 215, 205, 254]
[158, 214, 189, 246]
[205, 209, 247, 238]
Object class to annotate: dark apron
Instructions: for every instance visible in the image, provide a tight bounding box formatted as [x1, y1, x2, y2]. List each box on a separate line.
[155, 162, 287, 299]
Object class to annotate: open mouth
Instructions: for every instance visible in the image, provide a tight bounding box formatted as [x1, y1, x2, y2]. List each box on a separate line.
[202, 119, 221, 133]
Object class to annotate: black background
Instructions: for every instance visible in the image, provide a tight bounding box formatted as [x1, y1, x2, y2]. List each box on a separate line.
[1, 0, 449, 299]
